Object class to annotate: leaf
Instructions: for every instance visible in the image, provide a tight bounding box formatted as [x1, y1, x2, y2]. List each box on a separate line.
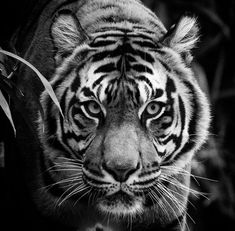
[0, 90, 16, 135]
[0, 73, 45, 134]
[0, 49, 64, 118]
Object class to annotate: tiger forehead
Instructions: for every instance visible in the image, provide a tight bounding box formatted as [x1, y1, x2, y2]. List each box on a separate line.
[75, 33, 168, 104]
[78, 74, 168, 110]
[91, 29, 160, 44]
[89, 31, 160, 62]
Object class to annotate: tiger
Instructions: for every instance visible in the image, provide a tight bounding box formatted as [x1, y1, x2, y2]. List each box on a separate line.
[9, 0, 211, 230]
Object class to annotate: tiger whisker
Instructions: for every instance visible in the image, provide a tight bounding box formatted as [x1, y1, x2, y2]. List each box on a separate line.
[43, 161, 83, 174]
[167, 175, 210, 199]
[41, 175, 83, 191]
[73, 188, 92, 206]
[56, 156, 83, 162]
[161, 168, 199, 186]
[56, 183, 80, 208]
[163, 184, 196, 210]
[53, 162, 83, 167]
[147, 191, 158, 224]
[159, 175, 209, 199]
[161, 168, 195, 181]
[54, 159, 83, 166]
[161, 165, 191, 173]
[161, 166, 193, 176]
[161, 166, 217, 182]
[52, 165, 83, 170]
[148, 189, 171, 222]
[158, 184, 192, 231]
[49, 168, 83, 172]
[154, 185, 184, 231]
[160, 177, 200, 199]
[46, 162, 83, 174]
[147, 190, 155, 206]
[156, 183, 186, 215]
[87, 186, 96, 206]
[58, 184, 90, 207]
[54, 158, 82, 162]
[158, 182, 195, 225]
[161, 165, 191, 174]
[159, 185, 188, 231]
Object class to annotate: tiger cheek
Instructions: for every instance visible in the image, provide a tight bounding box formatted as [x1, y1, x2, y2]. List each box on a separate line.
[149, 115, 171, 136]
[83, 134, 104, 169]
[139, 133, 162, 165]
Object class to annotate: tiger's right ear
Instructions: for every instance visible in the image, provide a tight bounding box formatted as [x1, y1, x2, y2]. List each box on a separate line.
[161, 16, 199, 64]
[51, 9, 89, 54]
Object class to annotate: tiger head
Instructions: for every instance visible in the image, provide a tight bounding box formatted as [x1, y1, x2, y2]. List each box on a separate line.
[38, 9, 210, 227]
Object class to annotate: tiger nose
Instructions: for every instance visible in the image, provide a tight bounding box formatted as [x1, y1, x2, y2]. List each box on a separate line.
[102, 161, 140, 182]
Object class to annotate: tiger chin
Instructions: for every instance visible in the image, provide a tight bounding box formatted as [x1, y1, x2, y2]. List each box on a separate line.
[12, 0, 211, 230]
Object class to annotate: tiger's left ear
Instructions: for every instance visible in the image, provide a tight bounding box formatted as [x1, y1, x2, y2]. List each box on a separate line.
[162, 16, 199, 64]
[51, 9, 89, 55]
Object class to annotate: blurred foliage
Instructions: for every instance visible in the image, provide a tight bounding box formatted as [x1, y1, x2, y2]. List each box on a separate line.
[142, 0, 235, 230]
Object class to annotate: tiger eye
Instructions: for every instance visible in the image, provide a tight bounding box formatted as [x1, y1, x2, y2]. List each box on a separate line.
[87, 101, 101, 114]
[146, 102, 161, 116]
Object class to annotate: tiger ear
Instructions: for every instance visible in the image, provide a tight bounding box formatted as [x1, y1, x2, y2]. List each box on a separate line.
[162, 16, 199, 64]
[51, 9, 89, 54]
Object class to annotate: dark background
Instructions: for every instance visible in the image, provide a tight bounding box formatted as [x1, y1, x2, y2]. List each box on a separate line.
[0, 0, 235, 230]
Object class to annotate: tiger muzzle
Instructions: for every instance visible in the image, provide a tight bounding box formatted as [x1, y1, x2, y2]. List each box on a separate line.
[101, 123, 141, 182]
[102, 161, 140, 182]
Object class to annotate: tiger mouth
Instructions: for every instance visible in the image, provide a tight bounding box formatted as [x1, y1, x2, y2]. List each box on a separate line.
[103, 191, 134, 205]
[97, 191, 144, 216]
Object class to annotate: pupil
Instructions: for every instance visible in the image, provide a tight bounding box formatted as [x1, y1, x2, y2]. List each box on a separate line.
[151, 104, 156, 111]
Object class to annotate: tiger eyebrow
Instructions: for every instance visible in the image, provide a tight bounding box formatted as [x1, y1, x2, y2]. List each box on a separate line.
[137, 75, 153, 89]
[151, 88, 164, 99]
[96, 84, 103, 103]
[144, 84, 150, 99]
[92, 74, 107, 89]
[81, 87, 96, 98]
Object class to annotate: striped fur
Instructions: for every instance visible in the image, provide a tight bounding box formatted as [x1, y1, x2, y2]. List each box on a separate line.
[32, 0, 211, 230]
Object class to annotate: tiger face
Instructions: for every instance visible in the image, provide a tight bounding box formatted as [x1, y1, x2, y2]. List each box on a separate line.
[38, 4, 210, 228]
